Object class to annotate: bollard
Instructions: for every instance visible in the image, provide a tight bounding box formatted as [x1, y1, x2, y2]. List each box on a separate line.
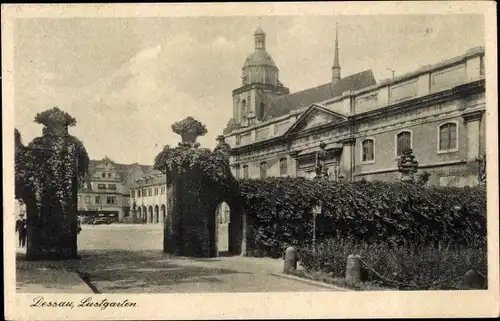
[283, 246, 297, 274]
[463, 269, 486, 289]
[345, 254, 361, 284]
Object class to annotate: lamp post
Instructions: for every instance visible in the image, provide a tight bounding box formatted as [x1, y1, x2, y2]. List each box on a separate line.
[397, 149, 419, 183]
[312, 201, 323, 253]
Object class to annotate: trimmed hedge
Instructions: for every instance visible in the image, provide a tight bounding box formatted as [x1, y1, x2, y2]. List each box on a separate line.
[239, 178, 486, 258]
[298, 237, 487, 290]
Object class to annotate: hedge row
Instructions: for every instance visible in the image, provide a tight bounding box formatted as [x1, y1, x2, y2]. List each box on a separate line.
[298, 236, 487, 290]
[238, 178, 486, 258]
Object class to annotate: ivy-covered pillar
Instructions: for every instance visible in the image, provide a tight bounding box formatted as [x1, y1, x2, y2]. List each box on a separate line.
[21, 107, 89, 260]
[155, 117, 239, 258]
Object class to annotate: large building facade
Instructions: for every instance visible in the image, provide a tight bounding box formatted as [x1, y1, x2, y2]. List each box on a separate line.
[78, 157, 150, 223]
[128, 168, 170, 224]
[223, 27, 486, 187]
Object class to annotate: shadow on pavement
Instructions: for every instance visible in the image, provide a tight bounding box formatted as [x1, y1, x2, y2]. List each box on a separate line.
[20, 249, 249, 293]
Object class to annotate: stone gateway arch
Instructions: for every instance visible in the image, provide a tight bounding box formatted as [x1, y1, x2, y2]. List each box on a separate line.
[163, 168, 245, 258]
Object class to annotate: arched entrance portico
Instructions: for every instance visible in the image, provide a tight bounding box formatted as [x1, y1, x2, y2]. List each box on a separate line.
[154, 205, 159, 224]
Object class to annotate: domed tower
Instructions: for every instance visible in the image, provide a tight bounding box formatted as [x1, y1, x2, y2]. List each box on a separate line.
[241, 27, 279, 86]
[232, 27, 289, 125]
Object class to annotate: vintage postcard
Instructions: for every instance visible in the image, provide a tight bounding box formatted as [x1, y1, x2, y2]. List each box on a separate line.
[2, 2, 499, 320]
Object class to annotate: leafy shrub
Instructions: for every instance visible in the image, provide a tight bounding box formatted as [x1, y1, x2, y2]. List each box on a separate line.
[298, 237, 487, 290]
[239, 178, 486, 258]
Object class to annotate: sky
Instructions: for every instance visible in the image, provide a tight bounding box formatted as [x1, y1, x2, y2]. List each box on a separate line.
[14, 14, 484, 165]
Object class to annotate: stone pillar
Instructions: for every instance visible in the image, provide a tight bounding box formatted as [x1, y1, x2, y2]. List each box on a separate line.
[462, 110, 484, 161]
[345, 254, 361, 284]
[339, 138, 356, 181]
[463, 269, 486, 289]
[283, 246, 297, 274]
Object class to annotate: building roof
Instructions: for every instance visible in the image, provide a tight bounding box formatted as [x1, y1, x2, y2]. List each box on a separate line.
[127, 166, 165, 189]
[264, 69, 377, 120]
[243, 49, 277, 69]
[254, 26, 265, 35]
[82, 159, 151, 192]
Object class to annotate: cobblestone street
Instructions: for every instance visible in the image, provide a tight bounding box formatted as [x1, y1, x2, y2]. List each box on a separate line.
[17, 224, 336, 293]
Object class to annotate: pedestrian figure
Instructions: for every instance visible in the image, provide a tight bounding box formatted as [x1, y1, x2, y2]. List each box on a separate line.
[16, 215, 27, 248]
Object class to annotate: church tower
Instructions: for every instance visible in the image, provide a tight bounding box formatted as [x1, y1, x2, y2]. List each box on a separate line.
[332, 23, 341, 84]
[232, 27, 289, 126]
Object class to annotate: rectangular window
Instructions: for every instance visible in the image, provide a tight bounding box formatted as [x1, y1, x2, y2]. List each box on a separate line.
[84, 196, 90, 204]
[108, 184, 117, 190]
[137, 190, 141, 197]
[243, 165, 249, 179]
[148, 188, 152, 197]
[154, 188, 158, 196]
[396, 131, 412, 157]
[101, 173, 106, 178]
[108, 173, 112, 178]
[260, 162, 268, 179]
[95, 196, 101, 204]
[439, 123, 457, 151]
[107, 196, 117, 204]
[97, 183, 106, 190]
[131, 190, 135, 198]
[279, 158, 288, 176]
[362, 140, 375, 162]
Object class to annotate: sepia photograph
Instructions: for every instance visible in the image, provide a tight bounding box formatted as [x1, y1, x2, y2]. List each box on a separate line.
[2, 2, 499, 320]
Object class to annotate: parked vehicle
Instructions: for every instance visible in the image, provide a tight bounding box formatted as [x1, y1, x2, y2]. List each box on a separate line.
[91, 217, 113, 225]
[81, 217, 94, 224]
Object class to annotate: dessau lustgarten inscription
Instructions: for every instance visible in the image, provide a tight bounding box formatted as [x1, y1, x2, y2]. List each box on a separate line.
[30, 296, 137, 311]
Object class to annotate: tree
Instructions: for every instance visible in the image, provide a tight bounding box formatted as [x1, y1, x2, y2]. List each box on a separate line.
[15, 129, 33, 202]
[17, 106, 89, 260]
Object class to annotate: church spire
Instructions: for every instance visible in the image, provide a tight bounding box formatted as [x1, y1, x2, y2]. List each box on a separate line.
[332, 22, 341, 84]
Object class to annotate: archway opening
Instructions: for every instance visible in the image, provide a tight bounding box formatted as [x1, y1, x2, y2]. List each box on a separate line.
[214, 201, 230, 256]
[160, 204, 166, 223]
[142, 206, 147, 224]
[137, 207, 142, 224]
[154, 205, 159, 224]
[148, 206, 153, 224]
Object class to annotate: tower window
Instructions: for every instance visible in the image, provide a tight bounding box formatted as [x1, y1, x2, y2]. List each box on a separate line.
[259, 103, 265, 119]
[241, 100, 247, 118]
